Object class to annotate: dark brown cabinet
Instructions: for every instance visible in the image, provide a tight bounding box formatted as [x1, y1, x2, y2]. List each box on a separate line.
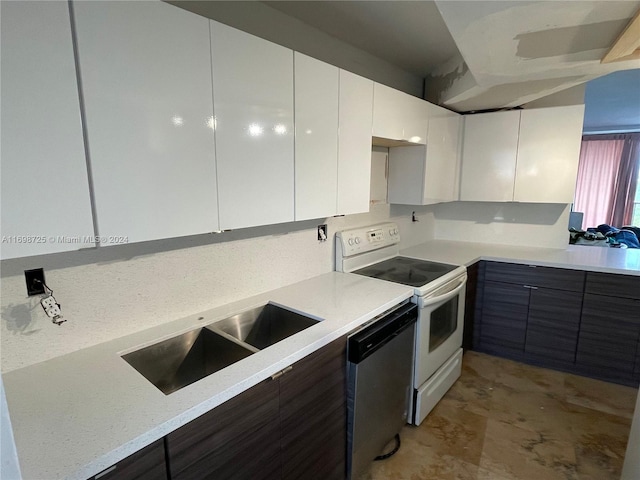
[166, 378, 281, 480]
[472, 262, 640, 387]
[89, 439, 167, 480]
[575, 272, 640, 385]
[166, 337, 347, 480]
[280, 337, 347, 480]
[476, 262, 584, 363]
[479, 280, 529, 356]
[525, 288, 582, 364]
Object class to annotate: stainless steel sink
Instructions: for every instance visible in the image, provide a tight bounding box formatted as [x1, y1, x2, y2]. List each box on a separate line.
[122, 328, 255, 395]
[122, 303, 320, 394]
[211, 303, 320, 350]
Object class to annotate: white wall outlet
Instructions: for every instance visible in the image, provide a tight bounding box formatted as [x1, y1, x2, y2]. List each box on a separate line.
[41, 295, 62, 319]
[44, 305, 61, 318]
[317, 224, 328, 242]
[41, 296, 57, 309]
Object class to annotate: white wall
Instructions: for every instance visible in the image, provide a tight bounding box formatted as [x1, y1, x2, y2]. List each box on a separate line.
[0, 200, 434, 373]
[432, 202, 571, 248]
[622, 390, 640, 480]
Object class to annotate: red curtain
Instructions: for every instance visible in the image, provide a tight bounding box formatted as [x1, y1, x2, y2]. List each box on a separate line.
[574, 133, 640, 228]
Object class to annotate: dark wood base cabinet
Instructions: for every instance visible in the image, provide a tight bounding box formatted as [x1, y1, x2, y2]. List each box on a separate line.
[88, 439, 167, 480]
[472, 261, 640, 388]
[166, 337, 347, 480]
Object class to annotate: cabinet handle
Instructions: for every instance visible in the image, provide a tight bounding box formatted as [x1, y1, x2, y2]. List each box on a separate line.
[270, 365, 293, 380]
[95, 465, 117, 479]
[523, 285, 538, 290]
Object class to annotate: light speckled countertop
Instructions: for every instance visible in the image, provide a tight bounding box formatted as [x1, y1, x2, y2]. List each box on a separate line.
[401, 240, 640, 276]
[5, 242, 638, 480]
[3, 272, 413, 480]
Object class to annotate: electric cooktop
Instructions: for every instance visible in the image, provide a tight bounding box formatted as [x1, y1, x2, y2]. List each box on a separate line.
[353, 257, 459, 287]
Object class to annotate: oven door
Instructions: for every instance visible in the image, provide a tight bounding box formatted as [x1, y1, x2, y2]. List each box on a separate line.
[414, 273, 466, 388]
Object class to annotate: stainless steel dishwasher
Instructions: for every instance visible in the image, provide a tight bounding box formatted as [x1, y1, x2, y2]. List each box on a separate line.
[347, 301, 417, 480]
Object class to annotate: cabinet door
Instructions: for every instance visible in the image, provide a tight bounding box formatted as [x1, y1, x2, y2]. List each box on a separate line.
[372, 83, 404, 141]
[525, 288, 582, 363]
[211, 21, 294, 230]
[403, 95, 429, 144]
[514, 105, 585, 203]
[576, 293, 640, 381]
[279, 337, 347, 480]
[337, 71, 374, 215]
[479, 281, 530, 357]
[1, 1, 95, 259]
[460, 111, 520, 202]
[294, 53, 339, 221]
[484, 262, 585, 292]
[166, 378, 281, 480]
[73, 1, 218, 245]
[89, 439, 166, 480]
[424, 107, 462, 204]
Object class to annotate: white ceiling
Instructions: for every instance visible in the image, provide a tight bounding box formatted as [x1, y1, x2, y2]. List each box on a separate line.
[264, 0, 640, 112]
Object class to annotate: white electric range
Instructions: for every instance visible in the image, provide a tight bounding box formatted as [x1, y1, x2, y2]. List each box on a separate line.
[336, 222, 467, 425]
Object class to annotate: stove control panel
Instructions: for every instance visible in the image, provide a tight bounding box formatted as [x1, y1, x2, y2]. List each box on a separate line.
[336, 222, 400, 257]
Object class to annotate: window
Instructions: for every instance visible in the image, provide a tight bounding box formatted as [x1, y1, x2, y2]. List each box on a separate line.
[574, 133, 640, 228]
[633, 161, 640, 226]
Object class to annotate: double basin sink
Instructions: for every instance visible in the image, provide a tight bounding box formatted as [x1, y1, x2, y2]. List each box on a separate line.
[122, 303, 320, 395]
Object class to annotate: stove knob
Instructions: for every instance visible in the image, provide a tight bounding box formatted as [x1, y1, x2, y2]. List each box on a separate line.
[348, 238, 354, 246]
[389, 229, 394, 235]
[354, 237, 361, 244]
[394, 228, 398, 235]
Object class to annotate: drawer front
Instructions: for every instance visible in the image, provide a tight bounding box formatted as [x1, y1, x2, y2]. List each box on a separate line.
[585, 272, 640, 300]
[90, 439, 166, 480]
[484, 262, 585, 292]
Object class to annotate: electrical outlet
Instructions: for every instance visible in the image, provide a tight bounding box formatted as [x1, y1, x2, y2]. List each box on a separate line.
[25, 268, 46, 296]
[44, 304, 61, 319]
[317, 224, 328, 242]
[41, 296, 57, 309]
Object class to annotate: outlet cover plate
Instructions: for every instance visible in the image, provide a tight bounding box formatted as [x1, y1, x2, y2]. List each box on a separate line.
[25, 268, 46, 296]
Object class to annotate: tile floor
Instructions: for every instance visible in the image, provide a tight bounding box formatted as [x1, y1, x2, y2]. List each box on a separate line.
[365, 351, 638, 480]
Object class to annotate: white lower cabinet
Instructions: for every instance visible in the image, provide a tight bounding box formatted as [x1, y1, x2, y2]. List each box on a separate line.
[337, 71, 374, 215]
[294, 53, 339, 221]
[1, 1, 95, 259]
[73, 0, 219, 245]
[211, 21, 295, 230]
[388, 105, 462, 205]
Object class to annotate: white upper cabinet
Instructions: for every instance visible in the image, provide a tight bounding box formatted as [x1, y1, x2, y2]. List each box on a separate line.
[1, 1, 94, 259]
[337, 71, 374, 215]
[73, 1, 218, 245]
[388, 104, 461, 205]
[514, 105, 585, 203]
[461, 106, 585, 203]
[424, 106, 462, 203]
[373, 83, 404, 140]
[372, 83, 428, 144]
[294, 53, 339, 221]
[460, 111, 521, 202]
[211, 21, 295, 230]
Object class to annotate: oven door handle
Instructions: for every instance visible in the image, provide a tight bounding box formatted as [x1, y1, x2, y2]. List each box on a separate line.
[417, 277, 466, 309]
